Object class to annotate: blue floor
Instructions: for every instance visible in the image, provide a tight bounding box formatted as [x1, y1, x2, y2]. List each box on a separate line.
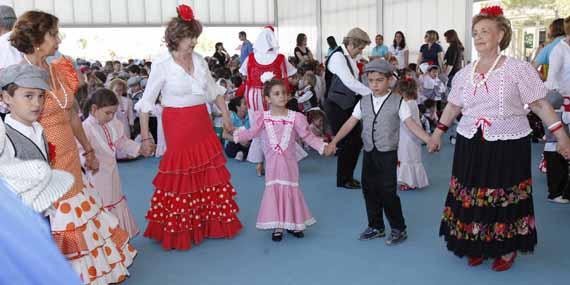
[119, 140, 570, 285]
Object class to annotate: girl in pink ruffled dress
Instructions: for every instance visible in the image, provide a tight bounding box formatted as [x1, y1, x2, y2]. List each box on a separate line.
[231, 79, 334, 241]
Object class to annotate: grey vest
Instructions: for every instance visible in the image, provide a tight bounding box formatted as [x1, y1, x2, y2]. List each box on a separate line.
[5, 124, 50, 162]
[360, 92, 402, 152]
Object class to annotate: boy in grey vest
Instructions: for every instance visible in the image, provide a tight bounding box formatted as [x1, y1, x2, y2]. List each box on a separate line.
[0, 64, 52, 162]
[329, 60, 431, 245]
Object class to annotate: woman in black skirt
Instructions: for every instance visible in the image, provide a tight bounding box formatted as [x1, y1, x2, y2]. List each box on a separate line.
[427, 6, 570, 271]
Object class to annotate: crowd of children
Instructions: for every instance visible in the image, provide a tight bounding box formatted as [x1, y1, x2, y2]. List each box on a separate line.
[3, 4, 570, 282]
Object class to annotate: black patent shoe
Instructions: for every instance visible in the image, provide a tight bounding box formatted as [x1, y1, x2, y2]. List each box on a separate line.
[272, 231, 283, 242]
[287, 230, 305, 238]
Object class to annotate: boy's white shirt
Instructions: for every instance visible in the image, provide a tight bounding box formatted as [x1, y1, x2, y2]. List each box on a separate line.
[3, 114, 47, 158]
[351, 91, 412, 121]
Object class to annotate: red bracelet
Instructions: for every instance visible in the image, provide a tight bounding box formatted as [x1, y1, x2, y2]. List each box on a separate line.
[436, 122, 449, 132]
[550, 124, 564, 133]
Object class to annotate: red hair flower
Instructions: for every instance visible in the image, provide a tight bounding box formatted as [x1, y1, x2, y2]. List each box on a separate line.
[479, 6, 503, 17]
[404, 75, 413, 82]
[177, 4, 195, 22]
[48, 142, 56, 165]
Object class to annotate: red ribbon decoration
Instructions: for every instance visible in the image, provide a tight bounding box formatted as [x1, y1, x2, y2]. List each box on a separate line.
[480, 6, 503, 17]
[177, 4, 195, 22]
[475, 117, 492, 140]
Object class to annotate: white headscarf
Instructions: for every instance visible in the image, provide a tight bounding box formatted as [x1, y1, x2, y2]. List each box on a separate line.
[253, 26, 279, 56]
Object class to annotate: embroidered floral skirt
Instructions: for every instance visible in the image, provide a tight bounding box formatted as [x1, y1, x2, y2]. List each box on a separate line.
[144, 105, 242, 250]
[439, 130, 537, 258]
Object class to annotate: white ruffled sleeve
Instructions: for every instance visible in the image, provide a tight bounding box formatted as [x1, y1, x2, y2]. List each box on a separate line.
[134, 61, 165, 113]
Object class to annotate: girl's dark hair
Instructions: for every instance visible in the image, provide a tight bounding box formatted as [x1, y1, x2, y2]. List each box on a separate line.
[230, 75, 243, 88]
[215, 42, 224, 49]
[396, 78, 418, 100]
[393, 31, 406, 50]
[228, 96, 244, 113]
[263, 79, 286, 97]
[83, 88, 119, 116]
[306, 109, 325, 125]
[326, 36, 338, 49]
[296, 33, 307, 46]
[443, 29, 464, 51]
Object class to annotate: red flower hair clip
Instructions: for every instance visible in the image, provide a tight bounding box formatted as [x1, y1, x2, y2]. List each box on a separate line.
[404, 75, 413, 82]
[479, 6, 503, 17]
[177, 4, 195, 22]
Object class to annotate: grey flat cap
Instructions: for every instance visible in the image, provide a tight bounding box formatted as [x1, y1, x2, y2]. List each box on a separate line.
[364, 59, 395, 74]
[0, 64, 51, 91]
[0, 5, 16, 20]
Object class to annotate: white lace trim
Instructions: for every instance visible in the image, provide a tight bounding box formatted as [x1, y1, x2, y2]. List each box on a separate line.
[264, 110, 295, 155]
[256, 218, 316, 231]
[266, 180, 299, 187]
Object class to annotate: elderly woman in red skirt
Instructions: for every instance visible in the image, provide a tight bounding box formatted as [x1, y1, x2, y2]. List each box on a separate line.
[135, 4, 242, 250]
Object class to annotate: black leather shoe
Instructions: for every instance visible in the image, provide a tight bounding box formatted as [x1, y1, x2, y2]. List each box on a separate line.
[349, 179, 361, 187]
[340, 180, 361, 189]
[272, 231, 283, 242]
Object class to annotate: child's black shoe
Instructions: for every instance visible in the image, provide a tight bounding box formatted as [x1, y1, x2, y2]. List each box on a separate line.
[272, 231, 283, 242]
[287, 230, 304, 238]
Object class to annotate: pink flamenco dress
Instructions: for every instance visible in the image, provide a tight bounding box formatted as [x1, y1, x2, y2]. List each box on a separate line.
[80, 116, 140, 238]
[234, 110, 326, 230]
[38, 57, 136, 284]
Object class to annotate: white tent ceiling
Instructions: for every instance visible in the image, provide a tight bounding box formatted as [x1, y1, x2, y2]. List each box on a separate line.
[0, 0, 275, 27]
[0, 0, 473, 60]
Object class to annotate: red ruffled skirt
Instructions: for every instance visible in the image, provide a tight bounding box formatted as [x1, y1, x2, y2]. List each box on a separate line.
[144, 104, 242, 250]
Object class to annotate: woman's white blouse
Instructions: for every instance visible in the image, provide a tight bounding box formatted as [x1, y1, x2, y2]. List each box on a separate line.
[134, 52, 225, 113]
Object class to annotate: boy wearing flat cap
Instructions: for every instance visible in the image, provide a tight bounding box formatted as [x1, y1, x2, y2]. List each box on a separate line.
[329, 60, 432, 245]
[0, 64, 53, 162]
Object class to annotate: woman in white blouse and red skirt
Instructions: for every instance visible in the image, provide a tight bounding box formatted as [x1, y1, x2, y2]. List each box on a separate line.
[428, 6, 570, 271]
[135, 5, 242, 250]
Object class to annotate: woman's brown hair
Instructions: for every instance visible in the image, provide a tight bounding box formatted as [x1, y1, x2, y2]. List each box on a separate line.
[472, 14, 513, 51]
[164, 17, 203, 52]
[10, 11, 59, 54]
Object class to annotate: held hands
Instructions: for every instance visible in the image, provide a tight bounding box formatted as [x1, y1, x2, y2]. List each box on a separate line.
[141, 138, 156, 157]
[427, 134, 442, 153]
[84, 150, 100, 174]
[323, 143, 337, 156]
